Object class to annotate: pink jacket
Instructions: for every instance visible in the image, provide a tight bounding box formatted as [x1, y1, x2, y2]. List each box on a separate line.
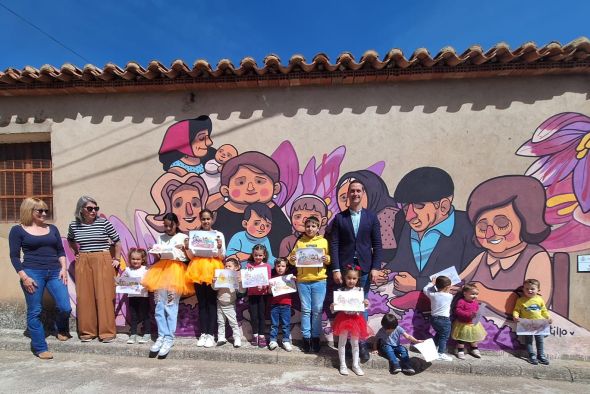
[454, 298, 479, 323]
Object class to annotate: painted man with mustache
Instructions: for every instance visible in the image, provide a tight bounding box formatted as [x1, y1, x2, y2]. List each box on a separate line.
[386, 167, 482, 296]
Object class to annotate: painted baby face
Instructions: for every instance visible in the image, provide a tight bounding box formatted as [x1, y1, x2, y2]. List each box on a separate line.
[191, 130, 213, 158]
[226, 166, 276, 205]
[171, 187, 202, 232]
[242, 211, 272, 239]
[475, 203, 522, 254]
[215, 144, 238, 164]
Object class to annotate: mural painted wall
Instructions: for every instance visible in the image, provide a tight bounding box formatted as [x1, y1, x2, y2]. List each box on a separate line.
[52, 111, 590, 349]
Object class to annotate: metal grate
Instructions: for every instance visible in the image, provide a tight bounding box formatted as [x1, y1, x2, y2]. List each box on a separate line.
[0, 142, 53, 222]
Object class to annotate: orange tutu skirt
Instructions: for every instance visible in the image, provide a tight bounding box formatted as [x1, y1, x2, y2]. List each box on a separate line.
[186, 257, 223, 285]
[142, 259, 194, 296]
[332, 313, 371, 340]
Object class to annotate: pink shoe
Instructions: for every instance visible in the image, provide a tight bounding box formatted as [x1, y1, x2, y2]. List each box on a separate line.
[258, 335, 267, 348]
[250, 336, 259, 347]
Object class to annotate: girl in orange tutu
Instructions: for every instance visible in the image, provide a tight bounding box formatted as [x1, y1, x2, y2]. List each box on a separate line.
[142, 213, 192, 357]
[185, 209, 225, 348]
[330, 264, 370, 376]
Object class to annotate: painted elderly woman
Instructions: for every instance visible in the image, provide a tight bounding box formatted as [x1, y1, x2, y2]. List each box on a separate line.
[67, 196, 121, 342]
[460, 175, 552, 315]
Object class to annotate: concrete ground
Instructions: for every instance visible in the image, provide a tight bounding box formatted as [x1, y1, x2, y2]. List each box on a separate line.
[0, 350, 588, 394]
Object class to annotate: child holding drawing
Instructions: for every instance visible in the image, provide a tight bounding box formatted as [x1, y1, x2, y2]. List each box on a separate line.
[185, 209, 226, 348]
[288, 216, 330, 353]
[119, 247, 151, 344]
[246, 244, 272, 348]
[451, 282, 486, 359]
[268, 257, 295, 352]
[512, 279, 552, 365]
[213, 256, 243, 348]
[330, 264, 370, 376]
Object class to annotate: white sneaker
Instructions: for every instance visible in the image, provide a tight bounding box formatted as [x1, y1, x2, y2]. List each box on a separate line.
[233, 337, 241, 348]
[197, 335, 207, 347]
[217, 337, 227, 346]
[138, 334, 150, 344]
[150, 337, 164, 353]
[283, 342, 293, 352]
[339, 365, 349, 375]
[352, 365, 365, 376]
[456, 350, 466, 360]
[158, 338, 174, 357]
[437, 353, 453, 362]
[268, 341, 278, 350]
[204, 334, 215, 348]
[126, 334, 137, 344]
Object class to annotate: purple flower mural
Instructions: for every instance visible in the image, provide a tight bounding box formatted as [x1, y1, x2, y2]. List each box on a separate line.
[517, 112, 590, 252]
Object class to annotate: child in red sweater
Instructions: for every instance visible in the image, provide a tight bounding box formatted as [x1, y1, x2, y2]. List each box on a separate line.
[451, 282, 487, 359]
[268, 258, 295, 351]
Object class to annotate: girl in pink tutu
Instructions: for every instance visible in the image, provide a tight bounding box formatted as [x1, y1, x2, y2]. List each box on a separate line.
[451, 282, 487, 359]
[330, 264, 370, 376]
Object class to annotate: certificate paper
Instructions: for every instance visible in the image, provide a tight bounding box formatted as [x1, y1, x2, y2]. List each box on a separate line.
[148, 245, 175, 260]
[516, 319, 551, 335]
[241, 266, 269, 288]
[214, 269, 239, 289]
[189, 230, 219, 257]
[333, 290, 365, 312]
[295, 247, 324, 268]
[269, 274, 297, 297]
[116, 276, 146, 296]
[429, 266, 461, 286]
[414, 338, 438, 362]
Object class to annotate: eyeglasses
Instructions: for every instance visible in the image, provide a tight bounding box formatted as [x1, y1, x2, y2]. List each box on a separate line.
[34, 209, 49, 214]
[85, 206, 100, 212]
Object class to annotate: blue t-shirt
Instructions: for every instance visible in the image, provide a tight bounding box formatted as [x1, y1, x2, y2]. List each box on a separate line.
[376, 326, 406, 347]
[9, 224, 66, 272]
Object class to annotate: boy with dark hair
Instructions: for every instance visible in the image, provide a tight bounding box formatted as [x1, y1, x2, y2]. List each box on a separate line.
[423, 275, 454, 361]
[374, 313, 423, 375]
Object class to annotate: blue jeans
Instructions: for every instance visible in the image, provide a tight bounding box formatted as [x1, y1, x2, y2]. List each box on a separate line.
[154, 290, 180, 340]
[524, 335, 546, 358]
[431, 316, 451, 353]
[358, 272, 371, 321]
[270, 304, 291, 342]
[380, 343, 411, 368]
[297, 280, 327, 339]
[21, 268, 71, 355]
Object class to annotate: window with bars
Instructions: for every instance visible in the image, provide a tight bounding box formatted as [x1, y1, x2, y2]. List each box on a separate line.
[0, 142, 53, 222]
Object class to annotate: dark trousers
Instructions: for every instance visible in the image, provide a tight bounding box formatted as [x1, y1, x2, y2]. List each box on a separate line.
[381, 343, 411, 368]
[524, 334, 546, 357]
[249, 295, 267, 335]
[195, 283, 217, 336]
[431, 315, 451, 353]
[128, 297, 150, 335]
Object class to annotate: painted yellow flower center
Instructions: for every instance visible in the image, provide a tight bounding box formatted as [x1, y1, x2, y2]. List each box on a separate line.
[576, 133, 590, 159]
[546, 193, 579, 216]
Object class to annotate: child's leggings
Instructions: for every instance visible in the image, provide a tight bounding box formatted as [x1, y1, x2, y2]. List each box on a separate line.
[338, 332, 359, 368]
[249, 295, 266, 335]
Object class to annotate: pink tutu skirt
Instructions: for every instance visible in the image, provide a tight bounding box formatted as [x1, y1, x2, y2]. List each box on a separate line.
[332, 312, 370, 340]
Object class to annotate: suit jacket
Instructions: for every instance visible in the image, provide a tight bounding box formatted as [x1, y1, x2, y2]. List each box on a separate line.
[385, 210, 482, 289]
[329, 208, 383, 273]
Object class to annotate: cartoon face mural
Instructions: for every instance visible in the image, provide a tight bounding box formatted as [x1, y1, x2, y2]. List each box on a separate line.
[61, 113, 590, 352]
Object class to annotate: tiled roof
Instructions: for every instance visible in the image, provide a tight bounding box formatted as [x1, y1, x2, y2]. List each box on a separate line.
[1, 37, 589, 96]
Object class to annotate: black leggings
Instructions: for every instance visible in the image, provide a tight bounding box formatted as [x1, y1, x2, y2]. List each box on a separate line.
[249, 295, 267, 335]
[195, 283, 217, 336]
[128, 297, 150, 335]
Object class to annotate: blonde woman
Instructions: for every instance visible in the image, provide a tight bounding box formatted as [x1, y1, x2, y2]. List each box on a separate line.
[9, 198, 71, 359]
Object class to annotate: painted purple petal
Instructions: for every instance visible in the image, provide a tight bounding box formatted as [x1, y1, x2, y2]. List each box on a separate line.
[531, 113, 590, 142]
[524, 149, 578, 186]
[109, 215, 137, 263]
[314, 146, 346, 198]
[517, 132, 583, 156]
[274, 182, 289, 207]
[271, 141, 300, 207]
[573, 155, 590, 212]
[541, 220, 590, 253]
[366, 161, 385, 176]
[301, 157, 317, 193]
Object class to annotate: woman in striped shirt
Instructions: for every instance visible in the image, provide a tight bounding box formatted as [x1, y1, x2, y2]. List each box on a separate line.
[67, 196, 121, 343]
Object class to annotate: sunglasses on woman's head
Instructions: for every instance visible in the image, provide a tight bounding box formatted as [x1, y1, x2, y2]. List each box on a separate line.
[85, 206, 100, 212]
[34, 209, 49, 214]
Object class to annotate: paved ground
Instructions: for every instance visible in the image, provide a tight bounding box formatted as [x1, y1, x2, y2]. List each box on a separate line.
[0, 349, 588, 394]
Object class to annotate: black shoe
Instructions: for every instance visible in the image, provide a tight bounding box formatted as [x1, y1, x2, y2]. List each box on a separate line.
[389, 363, 402, 374]
[538, 355, 550, 365]
[311, 337, 321, 353]
[359, 342, 370, 363]
[528, 354, 539, 365]
[302, 337, 311, 353]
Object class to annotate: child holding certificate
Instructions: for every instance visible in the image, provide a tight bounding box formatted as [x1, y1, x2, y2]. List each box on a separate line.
[246, 244, 272, 348]
[268, 258, 295, 352]
[288, 216, 331, 353]
[120, 248, 150, 344]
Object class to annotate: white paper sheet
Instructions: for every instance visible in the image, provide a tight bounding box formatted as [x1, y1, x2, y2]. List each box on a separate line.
[116, 276, 146, 296]
[516, 318, 551, 335]
[414, 338, 439, 362]
[295, 247, 324, 268]
[269, 274, 297, 297]
[429, 266, 461, 285]
[213, 269, 239, 289]
[241, 266, 269, 288]
[189, 230, 219, 257]
[148, 245, 175, 260]
[333, 290, 365, 312]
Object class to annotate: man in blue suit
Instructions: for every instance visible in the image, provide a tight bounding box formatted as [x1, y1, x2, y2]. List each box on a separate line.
[330, 179, 382, 361]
